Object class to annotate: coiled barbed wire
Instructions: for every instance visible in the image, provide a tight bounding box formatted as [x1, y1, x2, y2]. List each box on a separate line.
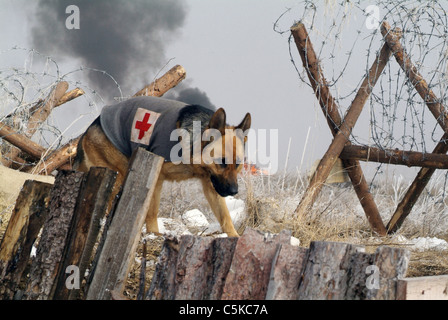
[275, 0, 448, 194]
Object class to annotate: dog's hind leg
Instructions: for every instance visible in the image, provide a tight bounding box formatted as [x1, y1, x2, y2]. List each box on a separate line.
[201, 179, 239, 237]
[145, 176, 164, 235]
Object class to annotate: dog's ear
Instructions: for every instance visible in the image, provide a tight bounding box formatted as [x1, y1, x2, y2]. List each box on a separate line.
[209, 108, 226, 134]
[237, 113, 251, 132]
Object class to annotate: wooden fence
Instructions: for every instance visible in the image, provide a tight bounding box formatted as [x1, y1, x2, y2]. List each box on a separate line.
[1, 158, 447, 300]
[146, 228, 448, 300]
[0, 148, 163, 300]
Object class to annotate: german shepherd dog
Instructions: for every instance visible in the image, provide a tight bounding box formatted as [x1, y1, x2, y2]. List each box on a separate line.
[73, 96, 251, 237]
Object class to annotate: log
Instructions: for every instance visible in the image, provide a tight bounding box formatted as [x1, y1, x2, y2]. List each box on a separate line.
[366, 246, 410, 300]
[345, 251, 374, 300]
[0, 122, 48, 160]
[296, 241, 364, 300]
[0, 180, 52, 300]
[145, 236, 180, 300]
[294, 37, 392, 217]
[86, 148, 163, 300]
[52, 167, 117, 300]
[30, 87, 84, 114]
[133, 65, 186, 97]
[26, 82, 69, 135]
[55, 88, 85, 107]
[146, 236, 238, 300]
[83, 186, 121, 296]
[290, 22, 387, 235]
[0, 165, 55, 221]
[397, 275, 448, 300]
[3, 82, 68, 167]
[221, 228, 291, 300]
[381, 21, 448, 134]
[387, 135, 448, 233]
[174, 235, 215, 300]
[23, 171, 85, 300]
[174, 236, 238, 300]
[136, 239, 147, 301]
[265, 244, 309, 300]
[381, 19, 448, 233]
[340, 144, 448, 169]
[205, 236, 239, 300]
[29, 138, 79, 175]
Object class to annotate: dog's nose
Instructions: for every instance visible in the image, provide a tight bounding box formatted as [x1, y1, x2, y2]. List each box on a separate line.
[227, 184, 238, 196]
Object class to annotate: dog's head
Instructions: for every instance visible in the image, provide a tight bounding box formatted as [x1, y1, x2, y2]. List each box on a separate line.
[201, 108, 251, 197]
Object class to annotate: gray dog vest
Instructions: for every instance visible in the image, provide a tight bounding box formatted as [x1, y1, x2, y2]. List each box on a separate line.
[100, 96, 188, 161]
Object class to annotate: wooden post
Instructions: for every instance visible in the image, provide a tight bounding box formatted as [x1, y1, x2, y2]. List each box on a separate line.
[221, 228, 291, 300]
[145, 236, 180, 300]
[86, 148, 163, 300]
[382, 21, 448, 134]
[23, 171, 85, 300]
[381, 21, 448, 233]
[146, 236, 239, 300]
[3, 82, 68, 167]
[387, 142, 447, 233]
[340, 144, 448, 169]
[0, 122, 48, 160]
[291, 22, 389, 235]
[366, 246, 410, 300]
[345, 251, 374, 300]
[52, 167, 117, 300]
[55, 88, 85, 107]
[29, 138, 79, 175]
[296, 241, 364, 300]
[133, 65, 186, 97]
[0, 180, 52, 300]
[265, 244, 308, 300]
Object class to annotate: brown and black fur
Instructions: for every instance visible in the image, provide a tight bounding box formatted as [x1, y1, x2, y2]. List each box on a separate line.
[73, 105, 251, 237]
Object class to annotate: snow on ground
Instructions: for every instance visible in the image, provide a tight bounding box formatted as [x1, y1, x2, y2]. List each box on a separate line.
[149, 195, 301, 246]
[408, 237, 448, 251]
[392, 235, 448, 251]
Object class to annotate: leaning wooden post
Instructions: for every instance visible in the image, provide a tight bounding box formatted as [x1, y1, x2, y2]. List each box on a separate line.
[3, 82, 68, 167]
[291, 22, 390, 235]
[52, 167, 117, 300]
[0, 122, 48, 160]
[29, 138, 79, 175]
[23, 171, 85, 300]
[0, 180, 52, 300]
[381, 21, 448, 233]
[133, 65, 186, 97]
[86, 148, 163, 300]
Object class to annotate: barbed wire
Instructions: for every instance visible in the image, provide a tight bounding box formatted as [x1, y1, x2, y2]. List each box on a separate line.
[275, 0, 448, 193]
[0, 46, 122, 166]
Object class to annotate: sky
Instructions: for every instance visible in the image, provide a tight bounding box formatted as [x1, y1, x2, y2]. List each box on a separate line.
[1, 0, 447, 181]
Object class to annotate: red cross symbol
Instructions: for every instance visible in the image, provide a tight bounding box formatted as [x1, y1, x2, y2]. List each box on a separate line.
[135, 112, 152, 140]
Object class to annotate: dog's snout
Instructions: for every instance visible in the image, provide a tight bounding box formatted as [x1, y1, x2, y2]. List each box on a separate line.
[227, 184, 238, 196]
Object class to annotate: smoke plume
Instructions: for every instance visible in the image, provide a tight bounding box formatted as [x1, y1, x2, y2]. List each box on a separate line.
[30, 0, 214, 107]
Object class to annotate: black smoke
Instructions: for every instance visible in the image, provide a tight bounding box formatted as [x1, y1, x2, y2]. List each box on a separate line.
[30, 0, 214, 106]
[166, 87, 216, 110]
